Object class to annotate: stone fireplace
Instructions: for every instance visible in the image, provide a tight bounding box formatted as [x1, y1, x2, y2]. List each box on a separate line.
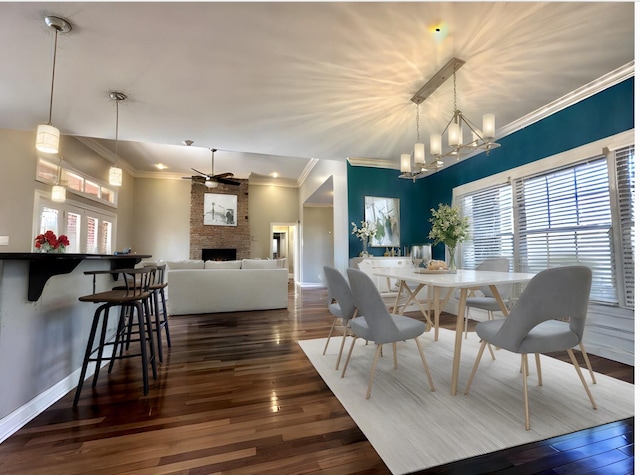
[189, 181, 250, 260]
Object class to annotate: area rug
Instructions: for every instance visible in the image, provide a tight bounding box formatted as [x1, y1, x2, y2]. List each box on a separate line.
[298, 329, 634, 474]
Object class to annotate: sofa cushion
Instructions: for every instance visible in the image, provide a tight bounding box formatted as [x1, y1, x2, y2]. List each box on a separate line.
[241, 259, 278, 269]
[205, 260, 242, 269]
[166, 260, 204, 270]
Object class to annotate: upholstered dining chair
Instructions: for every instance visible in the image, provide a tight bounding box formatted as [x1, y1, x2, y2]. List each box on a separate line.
[464, 266, 596, 430]
[323, 266, 358, 370]
[463, 257, 511, 338]
[342, 268, 435, 399]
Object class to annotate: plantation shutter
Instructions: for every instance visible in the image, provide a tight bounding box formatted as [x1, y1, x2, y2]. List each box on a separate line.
[457, 183, 513, 270]
[514, 156, 616, 304]
[614, 145, 635, 308]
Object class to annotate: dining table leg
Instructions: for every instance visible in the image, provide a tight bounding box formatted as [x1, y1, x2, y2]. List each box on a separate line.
[451, 287, 469, 395]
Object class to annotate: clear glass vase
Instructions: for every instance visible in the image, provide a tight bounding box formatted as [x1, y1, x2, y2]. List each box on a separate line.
[447, 245, 457, 273]
[360, 237, 370, 257]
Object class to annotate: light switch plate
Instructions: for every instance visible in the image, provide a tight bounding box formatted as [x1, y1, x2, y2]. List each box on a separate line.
[0, 236, 8, 245]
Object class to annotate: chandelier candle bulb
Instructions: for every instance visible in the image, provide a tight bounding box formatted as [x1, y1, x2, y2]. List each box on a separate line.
[430, 134, 442, 156]
[414, 143, 426, 166]
[483, 113, 496, 140]
[400, 153, 412, 173]
[448, 122, 461, 147]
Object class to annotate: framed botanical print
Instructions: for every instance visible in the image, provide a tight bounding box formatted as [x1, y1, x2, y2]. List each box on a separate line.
[364, 196, 400, 247]
[204, 193, 237, 226]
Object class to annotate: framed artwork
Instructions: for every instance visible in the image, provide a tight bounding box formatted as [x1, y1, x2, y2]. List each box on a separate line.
[204, 193, 237, 226]
[364, 196, 400, 247]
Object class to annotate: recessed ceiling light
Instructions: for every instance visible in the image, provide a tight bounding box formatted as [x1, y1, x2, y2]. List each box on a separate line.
[183, 139, 194, 146]
[155, 163, 168, 170]
[271, 172, 279, 178]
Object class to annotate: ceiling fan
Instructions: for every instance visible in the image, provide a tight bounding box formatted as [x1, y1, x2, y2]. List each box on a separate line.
[183, 148, 241, 188]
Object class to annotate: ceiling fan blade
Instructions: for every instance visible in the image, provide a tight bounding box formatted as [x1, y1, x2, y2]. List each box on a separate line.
[216, 177, 241, 186]
[214, 172, 234, 179]
[191, 168, 210, 178]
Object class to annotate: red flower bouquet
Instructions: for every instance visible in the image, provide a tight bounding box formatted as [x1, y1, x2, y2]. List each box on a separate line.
[34, 230, 70, 253]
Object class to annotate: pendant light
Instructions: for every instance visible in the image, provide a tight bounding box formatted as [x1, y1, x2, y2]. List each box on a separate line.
[108, 92, 126, 187]
[36, 16, 72, 154]
[51, 157, 66, 202]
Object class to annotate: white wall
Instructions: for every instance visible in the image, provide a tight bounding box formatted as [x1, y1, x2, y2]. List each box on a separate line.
[132, 178, 191, 261]
[248, 184, 299, 258]
[298, 159, 349, 276]
[301, 206, 333, 284]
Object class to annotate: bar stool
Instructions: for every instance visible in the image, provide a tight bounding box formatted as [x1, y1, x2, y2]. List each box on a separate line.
[148, 264, 171, 362]
[114, 264, 171, 362]
[74, 267, 157, 406]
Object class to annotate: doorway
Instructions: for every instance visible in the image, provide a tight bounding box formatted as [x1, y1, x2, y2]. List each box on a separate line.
[270, 222, 297, 280]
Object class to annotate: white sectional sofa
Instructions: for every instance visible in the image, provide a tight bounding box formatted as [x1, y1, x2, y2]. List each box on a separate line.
[166, 259, 288, 315]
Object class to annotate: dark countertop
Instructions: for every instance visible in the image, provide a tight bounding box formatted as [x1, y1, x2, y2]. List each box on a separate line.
[0, 253, 152, 301]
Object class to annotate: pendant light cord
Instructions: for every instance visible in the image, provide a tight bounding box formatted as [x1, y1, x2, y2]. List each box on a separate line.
[115, 97, 119, 164]
[47, 27, 60, 125]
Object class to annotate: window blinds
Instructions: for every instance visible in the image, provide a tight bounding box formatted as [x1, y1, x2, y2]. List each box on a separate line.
[457, 183, 513, 270]
[614, 145, 635, 308]
[457, 143, 634, 309]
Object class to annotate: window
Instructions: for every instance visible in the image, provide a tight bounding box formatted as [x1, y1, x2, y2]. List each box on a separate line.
[514, 157, 617, 304]
[34, 191, 116, 254]
[455, 137, 634, 310]
[457, 184, 513, 270]
[36, 158, 118, 206]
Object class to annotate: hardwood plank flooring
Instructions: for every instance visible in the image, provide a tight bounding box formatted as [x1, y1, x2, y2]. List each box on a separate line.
[0, 285, 633, 474]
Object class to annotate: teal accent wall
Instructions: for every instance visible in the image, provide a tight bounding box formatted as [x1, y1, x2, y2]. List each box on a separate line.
[347, 77, 634, 259]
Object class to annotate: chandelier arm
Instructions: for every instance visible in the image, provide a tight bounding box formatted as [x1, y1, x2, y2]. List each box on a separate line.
[458, 114, 485, 142]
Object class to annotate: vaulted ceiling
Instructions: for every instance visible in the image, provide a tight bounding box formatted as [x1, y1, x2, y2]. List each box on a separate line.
[0, 2, 634, 186]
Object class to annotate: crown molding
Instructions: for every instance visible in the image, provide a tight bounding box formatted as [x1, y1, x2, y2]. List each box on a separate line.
[72, 136, 137, 176]
[347, 157, 399, 170]
[297, 158, 320, 186]
[497, 61, 634, 140]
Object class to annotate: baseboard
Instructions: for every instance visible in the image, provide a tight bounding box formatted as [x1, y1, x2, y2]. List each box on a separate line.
[0, 362, 100, 445]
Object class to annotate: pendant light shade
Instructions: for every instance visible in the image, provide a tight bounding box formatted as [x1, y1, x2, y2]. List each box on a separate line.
[36, 16, 71, 154]
[430, 133, 442, 156]
[36, 124, 61, 154]
[109, 166, 123, 186]
[108, 92, 127, 187]
[51, 185, 66, 202]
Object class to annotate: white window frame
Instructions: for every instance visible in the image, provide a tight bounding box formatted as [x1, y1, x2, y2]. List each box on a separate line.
[35, 157, 118, 208]
[33, 190, 117, 254]
[452, 129, 634, 311]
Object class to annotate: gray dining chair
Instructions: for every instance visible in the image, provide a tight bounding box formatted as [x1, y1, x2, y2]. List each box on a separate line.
[323, 266, 358, 370]
[342, 268, 435, 399]
[463, 257, 511, 339]
[464, 266, 597, 430]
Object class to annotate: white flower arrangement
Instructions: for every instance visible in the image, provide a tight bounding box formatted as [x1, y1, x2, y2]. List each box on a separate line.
[427, 204, 470, 249]
[351, 220, 377, 241]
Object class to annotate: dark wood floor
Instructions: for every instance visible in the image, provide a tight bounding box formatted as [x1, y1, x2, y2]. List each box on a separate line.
[0, 285, 634, 474]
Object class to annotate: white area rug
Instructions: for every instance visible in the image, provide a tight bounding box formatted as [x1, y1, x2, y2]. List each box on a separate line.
[298, 329, 634, 475]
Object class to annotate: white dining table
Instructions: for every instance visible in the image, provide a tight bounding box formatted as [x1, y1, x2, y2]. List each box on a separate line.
[373, 267, 537, 395]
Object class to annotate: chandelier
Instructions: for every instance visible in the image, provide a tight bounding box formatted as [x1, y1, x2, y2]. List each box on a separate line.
[399, 58, 499, 181]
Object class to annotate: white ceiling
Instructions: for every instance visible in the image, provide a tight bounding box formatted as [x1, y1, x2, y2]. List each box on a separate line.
[0, 2, 635, 187]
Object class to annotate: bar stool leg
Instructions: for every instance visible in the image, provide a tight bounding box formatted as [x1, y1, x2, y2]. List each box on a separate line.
[159, 288, 171, 349]
[74, 303, 108, 407]
[143, 297, 158, 380]
[151, 290, 164, 363]
[91, 305, 113, 388]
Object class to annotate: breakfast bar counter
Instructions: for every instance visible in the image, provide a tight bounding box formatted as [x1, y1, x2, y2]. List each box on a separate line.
[0, 253, 150, 301]
[0, 252, 151, 440]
